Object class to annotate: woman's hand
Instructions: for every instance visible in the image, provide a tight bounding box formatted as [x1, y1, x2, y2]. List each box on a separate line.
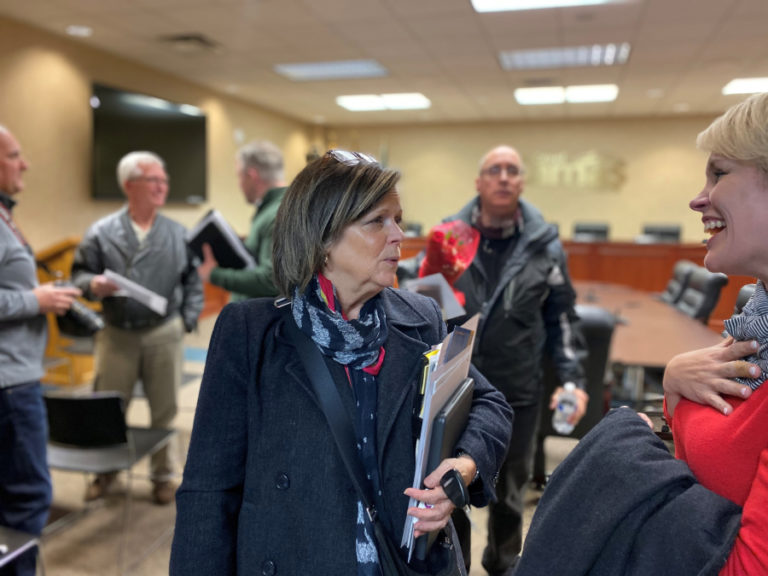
[663, 337, 759, 417]
[404, 456, 476, 538]
[548, 385, 590, 426]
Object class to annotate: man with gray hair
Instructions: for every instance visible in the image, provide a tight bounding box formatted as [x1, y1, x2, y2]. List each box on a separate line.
[72, 151, 203, 505]
[197, 140, 287, 301]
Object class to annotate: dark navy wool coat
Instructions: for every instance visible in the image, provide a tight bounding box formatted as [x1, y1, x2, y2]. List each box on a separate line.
[171, 288, 512, 575]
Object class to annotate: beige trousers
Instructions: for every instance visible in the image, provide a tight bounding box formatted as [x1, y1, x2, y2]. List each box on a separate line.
[94, 315, 184, 482]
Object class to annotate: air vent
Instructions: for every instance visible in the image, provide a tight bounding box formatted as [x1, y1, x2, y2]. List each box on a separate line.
[159, 33, 221, 54]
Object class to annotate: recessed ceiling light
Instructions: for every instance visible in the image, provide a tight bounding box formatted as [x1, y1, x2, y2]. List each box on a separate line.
[646, 88, 664, 99]
[565, 84, 618, 102]
[336, 93, 431, 111]
[722, 77, 768, 95]
[499, 43, 630, 70]
[514, 87, 565, 105]
[66, 25, 92, 37]
[380, 93, 431, 110]
[673, 102, 691, 113]
[515, 84, 618, 105]
[275, 60, 387, 81]
[471, 0, 628, 12]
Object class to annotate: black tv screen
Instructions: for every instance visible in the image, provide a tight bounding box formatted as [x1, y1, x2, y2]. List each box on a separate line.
[91, 83, 207, 204]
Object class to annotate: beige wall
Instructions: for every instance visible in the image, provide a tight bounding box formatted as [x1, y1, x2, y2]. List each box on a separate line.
[0, 17, 311, 250]
[2, 16, 721, 251]
[328, 116, 718, 244]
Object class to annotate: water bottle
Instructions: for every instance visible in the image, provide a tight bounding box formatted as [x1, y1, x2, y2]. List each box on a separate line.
[552, 382, 578, 435]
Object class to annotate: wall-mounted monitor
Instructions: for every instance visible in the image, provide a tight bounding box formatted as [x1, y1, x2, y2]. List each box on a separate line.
[91, 83, 207, 204]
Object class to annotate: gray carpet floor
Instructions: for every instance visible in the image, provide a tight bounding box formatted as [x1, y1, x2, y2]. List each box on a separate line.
[38, 315, 578, 576]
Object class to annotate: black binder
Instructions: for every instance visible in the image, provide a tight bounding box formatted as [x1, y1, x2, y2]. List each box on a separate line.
[186, 209, 255, 270]
[415, 376, 475, 561]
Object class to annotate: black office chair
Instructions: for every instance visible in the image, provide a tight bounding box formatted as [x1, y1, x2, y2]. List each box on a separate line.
[734, 283, 757, 315]
[675, 266, 729, 324]
[532, 304, 616, 486]
[658, 259, 696, 305]
[637, 224, 682, 244]
[44, 392, 176, 574]
[572, 222, 610, 242]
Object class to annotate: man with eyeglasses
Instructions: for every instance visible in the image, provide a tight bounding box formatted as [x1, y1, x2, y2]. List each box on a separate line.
[436, 145, 588, 576]
[71, 151, 203, 505]
[196, 140, 287, 302]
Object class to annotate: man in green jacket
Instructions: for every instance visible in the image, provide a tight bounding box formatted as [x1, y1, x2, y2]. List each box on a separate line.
[198, 140, 287, 302]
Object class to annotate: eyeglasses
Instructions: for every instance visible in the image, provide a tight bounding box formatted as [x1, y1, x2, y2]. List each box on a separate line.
[481, 164, 522, 178]
[325, 149, 377, 166]
[131, 176, 170, 186]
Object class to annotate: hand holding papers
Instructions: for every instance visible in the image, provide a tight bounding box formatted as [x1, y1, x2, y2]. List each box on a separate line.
[401, 314, 480, 559]
[103, 269, 168, 316]
[403, 273, 465, 320]
[187, 209, 256, 269]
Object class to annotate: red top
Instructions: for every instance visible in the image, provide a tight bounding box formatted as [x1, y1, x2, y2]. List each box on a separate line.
[666, 383, 768, 574]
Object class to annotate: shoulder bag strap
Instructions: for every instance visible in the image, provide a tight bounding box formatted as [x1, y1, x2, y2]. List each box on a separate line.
[284, 316, 380, 521]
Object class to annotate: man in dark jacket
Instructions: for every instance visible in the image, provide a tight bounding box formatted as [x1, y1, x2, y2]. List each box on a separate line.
[72, 151, 203, 505]
[446, 145, 588, 575]
[196, 140, 286, 301]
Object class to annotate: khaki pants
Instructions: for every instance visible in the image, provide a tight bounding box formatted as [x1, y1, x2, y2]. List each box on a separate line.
[94, 316, 184, 482]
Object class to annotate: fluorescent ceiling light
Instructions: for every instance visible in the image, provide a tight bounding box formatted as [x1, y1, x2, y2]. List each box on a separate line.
[337, 93, 431, 111]
[275, 59, 387, 81]
[499, 43, 630, 70]
[381, 93, 431, 110]
[722, 77, 768, 95]
[515, 84, 618, 105]
[66, 25, 92, 37]
[565, 84, 618, 102]
[514, 87, 565, 105]
[472, 0, 625, 12]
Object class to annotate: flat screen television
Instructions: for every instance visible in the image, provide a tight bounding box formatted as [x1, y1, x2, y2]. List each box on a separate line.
[91, 83, 207, 204]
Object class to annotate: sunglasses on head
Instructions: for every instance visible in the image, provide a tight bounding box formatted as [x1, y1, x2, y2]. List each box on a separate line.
[325, 149, 377, 166]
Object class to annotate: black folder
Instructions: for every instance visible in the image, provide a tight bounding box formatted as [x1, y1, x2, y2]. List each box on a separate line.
[186, 209, 255, 270]
[415, 376, 475, 561]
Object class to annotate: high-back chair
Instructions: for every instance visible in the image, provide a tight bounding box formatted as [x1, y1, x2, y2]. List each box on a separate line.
[532, 304, 616, 486]
[572, 222, 610, 242]
[734, 283, 757, 316]
[44, 392, 176, 574]
[639, 224, 682, 244]
[675, 266, 729, 324]
[659, 259, 696, 305]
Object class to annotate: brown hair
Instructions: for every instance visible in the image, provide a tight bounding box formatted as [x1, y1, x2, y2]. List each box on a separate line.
[273, 154, 400, 296]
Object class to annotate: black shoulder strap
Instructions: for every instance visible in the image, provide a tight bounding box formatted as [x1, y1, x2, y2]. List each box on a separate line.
[284, 316, 380, 520]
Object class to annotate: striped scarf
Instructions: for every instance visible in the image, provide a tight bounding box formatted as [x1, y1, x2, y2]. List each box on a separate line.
[724, 280, 768, 390]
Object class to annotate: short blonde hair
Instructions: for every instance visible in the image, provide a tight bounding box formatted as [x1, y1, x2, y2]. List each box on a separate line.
[273, 152, 400, 296]
[697, 92, 768, 174]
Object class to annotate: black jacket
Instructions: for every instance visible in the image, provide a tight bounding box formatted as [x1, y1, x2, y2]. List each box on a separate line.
[448, 198, 584, 406]
[171, 289, 513, 575]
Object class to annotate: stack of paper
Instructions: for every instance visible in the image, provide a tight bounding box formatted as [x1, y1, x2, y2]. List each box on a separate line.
[400, 314, 479, 559]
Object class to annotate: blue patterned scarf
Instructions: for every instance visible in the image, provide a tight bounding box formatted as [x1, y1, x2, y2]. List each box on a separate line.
[724, 280, 768, 390]
[291, 274, 388, 369]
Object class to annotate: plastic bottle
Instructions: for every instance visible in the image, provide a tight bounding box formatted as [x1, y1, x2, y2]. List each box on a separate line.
[552, 382, 578, 435]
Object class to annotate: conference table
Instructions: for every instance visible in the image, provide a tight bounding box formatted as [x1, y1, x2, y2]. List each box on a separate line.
[574, 281, 724, 405]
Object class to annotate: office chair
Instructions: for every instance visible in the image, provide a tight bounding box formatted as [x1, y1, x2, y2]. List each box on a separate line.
[734, 283, 757, 315]
[532, 304, 616, 487]
[675, 266, 729, 324]
[637, 224, 682, 244]
[658, 259, 696, 305]
[44, 391, 175, 574]
[572, 222, 610, 242]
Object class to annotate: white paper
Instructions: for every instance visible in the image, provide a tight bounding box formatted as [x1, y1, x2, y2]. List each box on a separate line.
[403, 273, 466, 320]
[401, 314, 479, 557]
[104, 269, 168, 316]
